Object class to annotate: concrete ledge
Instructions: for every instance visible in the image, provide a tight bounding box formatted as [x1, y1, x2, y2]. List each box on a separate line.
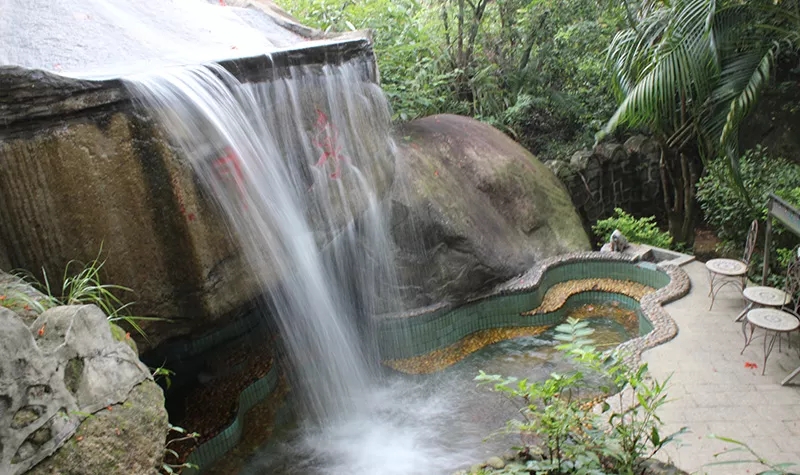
[0, 37, 375, 135]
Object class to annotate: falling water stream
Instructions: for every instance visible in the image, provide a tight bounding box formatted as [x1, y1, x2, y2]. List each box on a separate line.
[126, 60, 494, 474]
[127, 61, 398, 423]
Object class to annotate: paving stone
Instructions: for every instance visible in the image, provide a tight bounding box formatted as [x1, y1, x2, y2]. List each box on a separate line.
[700, 421, 754, 438]
[772, 434, 800, 454]
[690, 392, 733, 407]
[642, 261, 800, 475]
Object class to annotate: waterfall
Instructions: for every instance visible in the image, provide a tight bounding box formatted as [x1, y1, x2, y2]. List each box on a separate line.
[126, 60, 399, 422]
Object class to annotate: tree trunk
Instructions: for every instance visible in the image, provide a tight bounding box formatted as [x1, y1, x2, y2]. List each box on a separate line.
[659, 146, 699, 247]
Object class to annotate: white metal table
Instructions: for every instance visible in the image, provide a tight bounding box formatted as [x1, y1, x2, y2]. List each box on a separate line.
[707, 258, 748, 310]
[741, 308, 800, 375]
[735, 286, 792, 322]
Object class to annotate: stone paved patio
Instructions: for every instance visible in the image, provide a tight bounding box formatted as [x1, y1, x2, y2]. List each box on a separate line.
[644, 260, 800, 474]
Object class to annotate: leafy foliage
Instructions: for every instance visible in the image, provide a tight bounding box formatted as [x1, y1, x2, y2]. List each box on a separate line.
[593, 208, 673, 249]
[279, 0, 627, 159]
[280, 0, 455, 121]
[162, 424, 200, 474]
[598, 0, 800, 244]
[698, 146, 800, 245]
[697, 147, 800, 286]
[706, 435, 798, 475]
[4, 249, 167, 340]
[475, 318, 685, 474]
[600, 0, 797, 165]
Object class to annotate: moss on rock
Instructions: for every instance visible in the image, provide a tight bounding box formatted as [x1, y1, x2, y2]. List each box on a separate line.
[26, 380, 168, 475]
[109, 322, 138, 355]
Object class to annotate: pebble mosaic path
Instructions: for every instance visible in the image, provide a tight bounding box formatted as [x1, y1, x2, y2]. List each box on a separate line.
[521, 278, 654, 315]
[384, 325, 549, 374]
[644, 260, 800, 474]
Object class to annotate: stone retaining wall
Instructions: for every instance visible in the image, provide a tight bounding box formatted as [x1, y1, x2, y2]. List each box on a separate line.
[547, 136, 664, 232]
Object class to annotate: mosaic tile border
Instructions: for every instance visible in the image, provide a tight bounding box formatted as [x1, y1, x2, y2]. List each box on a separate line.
[182, 366, 279, 475]
[375, 252, 687, 363]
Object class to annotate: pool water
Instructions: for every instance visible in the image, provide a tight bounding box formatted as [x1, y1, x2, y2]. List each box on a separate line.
[226, 306, 635, 475]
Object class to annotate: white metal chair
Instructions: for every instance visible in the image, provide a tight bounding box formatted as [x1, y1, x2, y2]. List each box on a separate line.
[740, 247, 800, 377]
[706, 220, 758, 310]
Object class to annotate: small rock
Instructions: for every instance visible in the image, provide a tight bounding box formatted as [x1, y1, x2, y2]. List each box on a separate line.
[469, 463, 483, 473]
[486, 456, 505, 469]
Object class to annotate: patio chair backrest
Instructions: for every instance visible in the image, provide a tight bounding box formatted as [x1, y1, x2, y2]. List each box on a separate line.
[743, 220, 759, 265]
[782, 247, 800, 317]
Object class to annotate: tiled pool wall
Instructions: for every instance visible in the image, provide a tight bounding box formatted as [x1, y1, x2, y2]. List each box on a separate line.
[184, 366, 280, 473]
[376, 258, 671, 360]
[182, 252, 690, 473]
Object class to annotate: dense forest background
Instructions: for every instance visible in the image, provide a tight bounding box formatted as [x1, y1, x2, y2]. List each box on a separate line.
[280, 0, 626, 162]
[279, 0, 800, 250]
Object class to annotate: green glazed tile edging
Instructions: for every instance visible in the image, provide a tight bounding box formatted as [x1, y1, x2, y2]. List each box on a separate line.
[182, 365, 279, 475]
[380, 289, 645, 361]
[375, 253, 685, 361]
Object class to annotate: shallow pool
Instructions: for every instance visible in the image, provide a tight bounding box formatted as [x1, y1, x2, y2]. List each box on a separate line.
[229, 308, 633, 475]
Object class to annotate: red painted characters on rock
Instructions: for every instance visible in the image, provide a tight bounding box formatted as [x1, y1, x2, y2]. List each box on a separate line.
[312, 109, 348, 179]
[213, 147, 248, 209]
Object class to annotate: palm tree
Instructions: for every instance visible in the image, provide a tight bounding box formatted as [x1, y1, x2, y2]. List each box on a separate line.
[598, 0, 798, 245]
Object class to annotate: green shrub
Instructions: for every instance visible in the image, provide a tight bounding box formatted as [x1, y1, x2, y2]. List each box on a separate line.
[697, 147, 800, 284]
[277, 0, 627, 160]
[697, 146, 800, 247]
[5, 249, 167, 340]
[278, 0, 455, 122]
[476, 318, 684, 474]
[592, 208, 673, 249]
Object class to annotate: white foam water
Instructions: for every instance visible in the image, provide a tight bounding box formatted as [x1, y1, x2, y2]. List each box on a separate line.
[127, 60, 398, 423]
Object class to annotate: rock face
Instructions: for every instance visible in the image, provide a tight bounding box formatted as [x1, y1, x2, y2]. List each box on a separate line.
[0, 304, 168, 475]
[391, 114, 590, 306]
[0, 112, 257, 351]
[0, 26, 380, 351]
[26, 380, 167, 475]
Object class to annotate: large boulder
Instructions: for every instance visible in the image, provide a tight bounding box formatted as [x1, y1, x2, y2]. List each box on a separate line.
[26, 380, 167, 475]
[391, 114, 590, 306]
[0, 303, 168, 475]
